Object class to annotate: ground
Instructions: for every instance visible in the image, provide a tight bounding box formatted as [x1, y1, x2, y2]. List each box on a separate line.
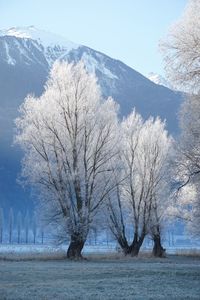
[0, 255, 200, 299]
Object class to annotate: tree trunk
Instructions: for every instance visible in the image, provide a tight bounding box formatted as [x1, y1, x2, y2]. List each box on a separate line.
[128, 234, 145, 257]
[130, 243, 141, 256]
[122, 245, 131, 255]
[116, 236, 130, 255]
[0, 228, 2, 243]
[67, 234, 85, 259]
[152, 235, 166, 258]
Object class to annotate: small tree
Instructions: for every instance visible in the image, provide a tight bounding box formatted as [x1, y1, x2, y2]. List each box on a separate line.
[17, 211, 22, 244]
[24, 211, 30, 244]
[41, 228, 44, 244]
[0, 207, 4, 243]
[40, 221, 45, 244]
[8, 208, 14, 244]
[32, 213, 37, 244]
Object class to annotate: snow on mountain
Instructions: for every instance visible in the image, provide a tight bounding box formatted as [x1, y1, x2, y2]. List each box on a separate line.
[0, 26, 79, 49]
[148, 72, 172, 89]
[81, 52, 118, 80]
[0, 26, 79, 66]
[0, 26, 182, 130]
[3, 40, 16, 65]
[0, 26, 120, 81]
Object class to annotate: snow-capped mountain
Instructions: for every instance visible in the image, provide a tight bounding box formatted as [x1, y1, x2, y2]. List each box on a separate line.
[0, 26, 79, 67]
[0, 26, 182, 119]
[0, 26, 183, 213]
[148, 72, 172, 89]
[0, 26, 78, 49]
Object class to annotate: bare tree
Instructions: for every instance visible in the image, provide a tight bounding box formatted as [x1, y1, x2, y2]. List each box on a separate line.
[32, 213, 37, 244]
[41, 229, 44, 244]
[24, 211, 30, 244]
[0, 207, 4, 243]
[108, 111, 171, 256]
[15, 61, 119, 259]
[39, 221, 45, 244]
[17, 211, 22, 244]
[8, 208, 14, 244]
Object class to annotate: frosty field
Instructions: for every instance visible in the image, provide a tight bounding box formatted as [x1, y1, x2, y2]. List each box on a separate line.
[0, 255, 200, 300]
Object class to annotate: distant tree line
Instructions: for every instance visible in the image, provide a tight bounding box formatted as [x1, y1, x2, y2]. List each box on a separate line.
[0, 208, 45, 244]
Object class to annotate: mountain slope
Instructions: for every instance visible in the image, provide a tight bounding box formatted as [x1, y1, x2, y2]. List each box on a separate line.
[0, 27, 183, 213]
[147, 72, 173, 89]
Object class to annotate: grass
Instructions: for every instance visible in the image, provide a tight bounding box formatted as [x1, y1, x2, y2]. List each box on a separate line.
[175, 248, 200, 257]
[0, 255, 200, 299]
[0, 244, 67, 261]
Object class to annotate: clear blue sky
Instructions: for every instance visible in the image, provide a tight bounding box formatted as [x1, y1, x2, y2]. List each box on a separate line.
[1, 0, 187, 76]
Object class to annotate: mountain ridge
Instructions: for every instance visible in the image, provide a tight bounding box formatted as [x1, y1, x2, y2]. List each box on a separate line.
[0, 26, 79, 50]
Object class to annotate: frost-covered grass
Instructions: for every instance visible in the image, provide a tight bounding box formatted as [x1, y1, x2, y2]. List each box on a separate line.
[0, 244, 67, 261]
[0, 244, 200, 261]
[0, 255, 200, 299]
[0, 244, 117, 260]
[175, 248, 200, 257]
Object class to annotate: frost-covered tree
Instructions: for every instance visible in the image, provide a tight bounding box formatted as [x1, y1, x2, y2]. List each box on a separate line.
[169, 184, 199, 236]
[149, 192, 171, 257]
[171, 93, 200, 237]
[24, 211, 30, 244]
[177, 94, 200, 185]
[107, 111, 171, 256]
[32, 213, 37, 244]
[187, 188, 200, 237]
[161, 0, 200, 238]
[0, 207, 4, 243]
[17, 211, 22, 244]
[38, 219, 45, 244]
[161, 0, 200, 92]
[8, 208, 14, 244]
[15, 61, 119, 259]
